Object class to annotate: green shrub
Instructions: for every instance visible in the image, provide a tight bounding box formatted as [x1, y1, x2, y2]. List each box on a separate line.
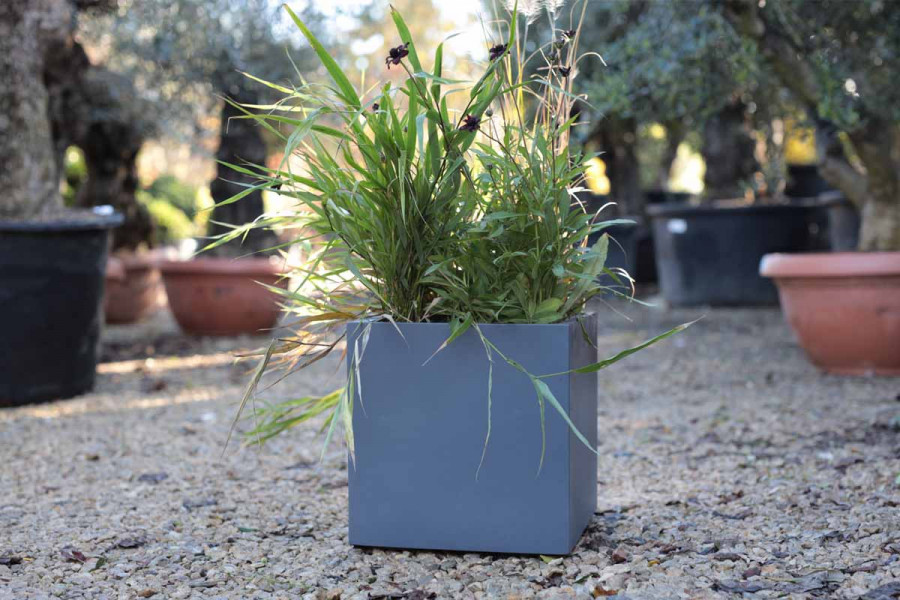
[61, 146, 87, 206]
[145, 174, 199, 217]
[138, 190, 195, 243]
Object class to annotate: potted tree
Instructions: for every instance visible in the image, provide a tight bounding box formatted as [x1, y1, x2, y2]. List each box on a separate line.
[724, 0, 900, 374]
[0, 0, 121, 405]
[576, 2, 830, 306]
[80, 0, 325, 335]
[220, 3, 689, 555]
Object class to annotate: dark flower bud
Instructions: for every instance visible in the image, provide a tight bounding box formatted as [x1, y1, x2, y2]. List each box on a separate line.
[489, 43, 507, 62]
[562, 29, 576, 40]
[557, 65, 572, 78]
[372, 102, 380, 111]
[459, 114, 481, 132]
[485, 108, 494, 117]
[385, 42, 409, 69]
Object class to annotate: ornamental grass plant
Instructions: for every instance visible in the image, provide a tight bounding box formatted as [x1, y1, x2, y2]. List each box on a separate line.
[216, 0, 689, 458]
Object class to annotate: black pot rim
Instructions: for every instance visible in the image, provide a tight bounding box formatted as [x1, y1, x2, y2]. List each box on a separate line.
[647, 199, 821, 219]
[0, 210, 123, 232]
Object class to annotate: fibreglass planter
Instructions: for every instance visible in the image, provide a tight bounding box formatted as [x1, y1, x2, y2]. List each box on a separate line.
[346, 315, 598, 555]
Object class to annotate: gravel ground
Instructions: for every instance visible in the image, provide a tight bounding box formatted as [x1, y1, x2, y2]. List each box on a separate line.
[1, 300, 899, 600]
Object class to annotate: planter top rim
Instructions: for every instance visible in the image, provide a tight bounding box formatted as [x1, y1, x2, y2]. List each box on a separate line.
[348, 313, 595, 329]
[0, 210, 124, 232]
[158, 257, 288, 276]
[760, 252, 900, 278]
[647, 199, 821, 218]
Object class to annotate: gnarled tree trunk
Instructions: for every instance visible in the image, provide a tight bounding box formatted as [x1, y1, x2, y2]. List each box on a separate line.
[208, 88, 279, 256]
[702, 100, 759, 201]
[0, 0, 71, 218]
[70, 67, 154, 251]
[590, 116, 643, 216]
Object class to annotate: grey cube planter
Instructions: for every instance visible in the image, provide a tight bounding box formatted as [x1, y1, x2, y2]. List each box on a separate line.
[346, 314, 598, 555]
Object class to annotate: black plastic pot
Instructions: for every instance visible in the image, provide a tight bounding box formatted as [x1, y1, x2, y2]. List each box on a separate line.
[648, 202, 829, 306]
[644, 190, 692, 205]
[785, 164, 834, 199]
[0, 212, 122, 405]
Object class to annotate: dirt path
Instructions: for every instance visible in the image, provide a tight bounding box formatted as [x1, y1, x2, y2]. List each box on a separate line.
[1, 303, 898, 599]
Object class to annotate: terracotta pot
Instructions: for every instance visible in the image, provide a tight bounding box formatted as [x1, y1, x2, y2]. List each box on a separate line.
[104, 250, 169, 324]
[159, 257, 287, 336]
[760, 252, 900, 375]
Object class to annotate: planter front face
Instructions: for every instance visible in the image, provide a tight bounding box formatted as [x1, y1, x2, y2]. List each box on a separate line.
[347, 316, 598, 555]
[649, 203, 829, 306]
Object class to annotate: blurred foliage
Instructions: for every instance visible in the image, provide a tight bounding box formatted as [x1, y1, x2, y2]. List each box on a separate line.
[576, 1, 768, 127]
[79, 0, 322, 146]
[145, 174, 198, 217]
[136, 175, 200, 244]
[61, 146, 87, 206]
[138, 192, 195, 244]
[768, 0, 900, 129]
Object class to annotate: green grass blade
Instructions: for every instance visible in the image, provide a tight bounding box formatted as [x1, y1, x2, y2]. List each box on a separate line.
[284, 5, 360, 109]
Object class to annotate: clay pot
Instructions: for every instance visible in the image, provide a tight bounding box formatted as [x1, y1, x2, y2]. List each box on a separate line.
[159, 257, 287, 336]
[760, 252, 900, 375]
[104, 250, 169, 324]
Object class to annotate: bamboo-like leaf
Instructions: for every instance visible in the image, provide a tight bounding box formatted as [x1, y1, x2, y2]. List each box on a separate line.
[422, 314, 472, 365]
[540, 319, 701, 378]
[531, 376, 598, 457]
[284, 5, 360, 109]
[389, 7, 423, 72]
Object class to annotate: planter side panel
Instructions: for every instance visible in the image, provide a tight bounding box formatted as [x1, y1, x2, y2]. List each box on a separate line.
[569, 315, 598, 547]
[347, 320, 591, 555]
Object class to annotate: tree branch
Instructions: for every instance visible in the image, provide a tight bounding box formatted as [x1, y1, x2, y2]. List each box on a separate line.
[814, 120, 867, 209]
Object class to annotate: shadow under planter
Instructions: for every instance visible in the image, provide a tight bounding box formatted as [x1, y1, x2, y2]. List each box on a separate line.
[0, 211, 122, 405]
[159, 257, 287, 336]
[648, 202, 829, 306]
[347, 315, 598, 555]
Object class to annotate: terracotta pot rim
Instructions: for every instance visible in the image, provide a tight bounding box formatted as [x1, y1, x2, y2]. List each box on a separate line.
[110, 247, 178, 269]
[760, 251, 900, 279]
[159, 257, 288, 277]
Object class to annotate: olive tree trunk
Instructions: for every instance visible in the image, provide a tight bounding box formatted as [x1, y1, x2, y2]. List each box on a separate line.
[724, 0, 900, 251]
[589, 116, 643, 216]
[69, 68, 154, 251]
[0, 0, 71, 218]
[701, 100, 759, 201]
[207, 89, 279, 257]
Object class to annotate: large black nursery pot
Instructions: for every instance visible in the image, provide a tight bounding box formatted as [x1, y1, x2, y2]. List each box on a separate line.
[0, 211, 122, 405]
[347, 315, 598, 555]
[784, 164, 834, 199]
[648, 201, 829, 306]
